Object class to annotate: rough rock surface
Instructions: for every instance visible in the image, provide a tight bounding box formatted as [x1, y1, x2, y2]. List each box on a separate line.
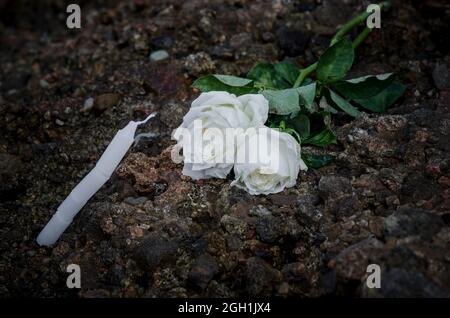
[0, 0, 449, 297]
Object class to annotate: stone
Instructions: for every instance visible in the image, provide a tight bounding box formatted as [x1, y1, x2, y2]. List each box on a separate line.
[183, 52, 215, 77]
[123, 196, 147, 206]
[318, 175, 352, 200]
[220, 215, 248, 238]
[80, 97, 94, 113]
[329, 237, 384, 281]
[245, 257, 281, 296]
[94, 93, 121, 112]
[135, 232, 178, 268]
[255, 214, 285, 243]
[188, 254, 219, 289]
[149, 50, 169, 62]
[383, 208, 444, 239]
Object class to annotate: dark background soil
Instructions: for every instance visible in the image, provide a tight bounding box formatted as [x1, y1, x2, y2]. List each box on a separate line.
[0, 0, 449, 297]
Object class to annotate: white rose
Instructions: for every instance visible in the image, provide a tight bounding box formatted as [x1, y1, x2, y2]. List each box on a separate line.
[174, 91, 269, 180]
[231, 127, 307, 195]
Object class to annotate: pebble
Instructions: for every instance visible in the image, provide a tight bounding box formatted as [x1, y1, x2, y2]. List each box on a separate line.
[135, 232, 178, 267]
[124, 196, 147, 206]
[81, 97, 94, 113]
[39, 79, 49, 88]
[149, 50, 169, 62]
[188, 254, 219, 290]
[94, 93, 121, 112]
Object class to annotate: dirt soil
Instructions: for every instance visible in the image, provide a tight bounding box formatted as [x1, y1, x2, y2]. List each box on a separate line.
[0, 0, 449, 297]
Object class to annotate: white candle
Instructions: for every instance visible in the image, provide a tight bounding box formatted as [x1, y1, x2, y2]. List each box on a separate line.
[36, 113, 157, 246]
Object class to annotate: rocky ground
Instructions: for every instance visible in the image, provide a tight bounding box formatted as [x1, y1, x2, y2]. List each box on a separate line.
[0, 0, 449, 297]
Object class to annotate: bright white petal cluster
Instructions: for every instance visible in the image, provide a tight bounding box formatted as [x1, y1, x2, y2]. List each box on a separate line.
[232, 128, 307, 195]
[173, 91, 307, 195]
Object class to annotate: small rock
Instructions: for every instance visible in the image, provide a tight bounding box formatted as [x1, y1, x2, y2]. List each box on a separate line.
[149, 50, 169, 62]
[329, 237, 384, 281]
[94, 93, 121, 112]
[230, 33, 252, 49]
[135, 232, 178, 268]
[220, 215, 248, 238]
[318, 175, 352, 200]
[188, 254, 219, 290]
[384, 208, 444, 239]
[245, 257, 282, 296]
[211, 45, 234, 60]
[255, 214, 285, 243]
[183, 52, 216, 77]
[55, 119, 64, 126]
[39, 79, 49, 88]
[124, 196, 147, 206]
[282, 262, 307, 283]
[438, 176, 450, 188]
[432, 63, 450, 91]
[134, 36, 148, 52]
[81, 97, 94, 113]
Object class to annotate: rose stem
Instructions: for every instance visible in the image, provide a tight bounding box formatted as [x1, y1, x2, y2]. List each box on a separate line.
[293, 2, 390, 88]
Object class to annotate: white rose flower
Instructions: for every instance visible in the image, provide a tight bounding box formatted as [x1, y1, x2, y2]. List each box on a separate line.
[174, 91, 269, 180]
[231, 127, 307, 195]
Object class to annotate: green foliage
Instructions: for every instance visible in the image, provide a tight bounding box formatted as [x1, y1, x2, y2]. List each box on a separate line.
[317, 38, 355, 83]
[329, 89, 360, 117]
[334, 73, 394, 100]
[274, 61, 300, 85]
[302, 153, 335, 168]
[297, 83, 316, 110]
[262, 88, 300, 115]
[303, 128, 337, 147]
[353, 82, 406, 112]
[192, 74, 256, 95]
[247, 62, 292, 89]
[287, 114, 310, 140]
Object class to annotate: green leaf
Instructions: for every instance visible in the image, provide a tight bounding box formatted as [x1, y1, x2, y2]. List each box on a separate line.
[192, 75, 257, 95]
[212, 74, 253, 87]
[274, 61, 300, 85]
[247, 62, 291, 89]
[297, 82, 316, 110]
[288, 114, 310, 139]
[354, 82, 406, 112]
[329, 90, 360, 117]
[262, 89, 300, 115]
[302, 153, 334, 168]
[319, 96, 338, 114]
[303, 128, 337, 147]
[334, 73, 394, 100]
[317, 38, 355, 83]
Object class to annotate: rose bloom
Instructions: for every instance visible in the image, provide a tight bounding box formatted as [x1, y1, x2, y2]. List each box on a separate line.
[231, 127, 307, 195]
[174, 91, 269, 179]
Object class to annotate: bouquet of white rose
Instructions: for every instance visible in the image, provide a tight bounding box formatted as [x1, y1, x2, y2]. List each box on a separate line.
[172, 91, 307, 195]
[172, 2, 404, 196]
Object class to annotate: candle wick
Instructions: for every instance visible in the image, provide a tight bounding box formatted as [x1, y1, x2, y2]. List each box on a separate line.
[136, 112, 157, 125]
